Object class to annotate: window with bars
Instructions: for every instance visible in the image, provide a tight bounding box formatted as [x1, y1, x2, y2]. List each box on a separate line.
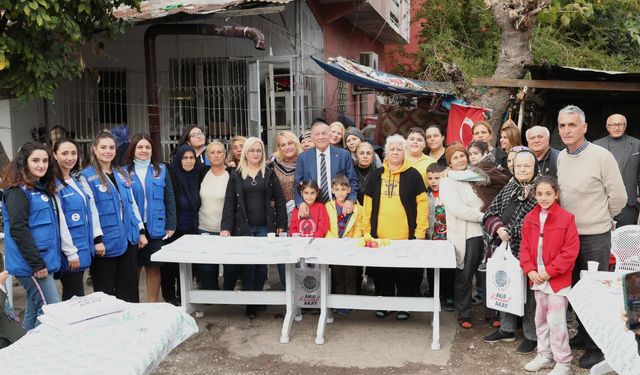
[168, 58, 248, 142]
[97, 70, 128, 125]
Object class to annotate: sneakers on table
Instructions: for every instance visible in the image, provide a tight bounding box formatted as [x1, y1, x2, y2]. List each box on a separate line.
[524, 353, 554, 372]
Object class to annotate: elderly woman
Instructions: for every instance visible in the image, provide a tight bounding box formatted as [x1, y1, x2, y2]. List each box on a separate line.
[481, 149, 539, 354]
[406, 127, 435, 187]
[195, 140, 230, 290]
[220, 137, 288, 319]
[439, 143, 486, 329]
[425, 125, 447, 168]
[473, 121, 507, 170]
[344, 127, 382, 167]
[363, 134, 428, 321]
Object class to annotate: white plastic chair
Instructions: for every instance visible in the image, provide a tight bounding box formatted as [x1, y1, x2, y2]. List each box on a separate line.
[589, 225, 640, 375]
[611, 225, 640, 273]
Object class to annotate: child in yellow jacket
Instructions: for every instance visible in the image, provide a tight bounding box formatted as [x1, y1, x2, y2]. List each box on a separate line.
[325, 174, 363, 314]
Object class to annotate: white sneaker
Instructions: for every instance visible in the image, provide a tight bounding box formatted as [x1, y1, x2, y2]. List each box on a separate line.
[548, 362, 572, 375]
[524, 353, 555, 372]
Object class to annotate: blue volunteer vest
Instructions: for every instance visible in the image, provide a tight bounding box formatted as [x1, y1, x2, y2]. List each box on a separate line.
[80, 166, 140, 257]
[129, 164, 167, 239]
[55, 178, 95, 272]
[2, 186, 61, 277]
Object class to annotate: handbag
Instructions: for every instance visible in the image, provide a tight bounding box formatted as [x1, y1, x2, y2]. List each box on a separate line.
[486, 241, 527, 316]
[294, 260, 323, 308]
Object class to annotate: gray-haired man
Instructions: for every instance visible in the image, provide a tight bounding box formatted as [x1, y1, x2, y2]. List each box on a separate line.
[556, 105, 627, 369]
[593, 114, 640, 227]
[526, 125, 560, 177]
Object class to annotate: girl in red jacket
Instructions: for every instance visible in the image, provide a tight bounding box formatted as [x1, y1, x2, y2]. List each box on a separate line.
[520, 176, 579, 375]
[290, 180, 329, 237]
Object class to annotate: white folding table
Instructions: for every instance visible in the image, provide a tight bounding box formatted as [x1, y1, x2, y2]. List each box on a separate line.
[302, 238, 456, 349]
[151, 234, 307, 344]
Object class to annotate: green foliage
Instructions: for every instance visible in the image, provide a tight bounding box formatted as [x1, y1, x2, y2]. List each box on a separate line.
[397, 0, 500, 82]
[396, 0, 640, 81]
[535, 0, 640, 71]
[0, 0, 139, 100]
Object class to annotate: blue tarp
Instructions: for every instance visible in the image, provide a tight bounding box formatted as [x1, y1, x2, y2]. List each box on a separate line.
[312, 56, 455, 97]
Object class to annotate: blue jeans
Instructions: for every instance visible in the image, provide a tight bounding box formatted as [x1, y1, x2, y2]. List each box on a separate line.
[16, 274, 61, 330]
[196, 230, 220, 290]
[223, 225, 268, 292]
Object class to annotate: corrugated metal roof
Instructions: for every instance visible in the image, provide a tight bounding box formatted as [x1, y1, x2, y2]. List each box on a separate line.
[113, 0, 292, 22]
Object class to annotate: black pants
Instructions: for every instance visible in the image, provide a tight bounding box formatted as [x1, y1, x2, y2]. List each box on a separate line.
[331, 265, 358, 295]
[615, 205, 639, 227]
[454, 236, 483, 319]
[369, 267, 422, 297]
[90, 244, 139, 303]
[60, 271, 85, 301]
[572, 232, 611, 351]
[223, 265, 267, 292]
[426, 267, 455, 300]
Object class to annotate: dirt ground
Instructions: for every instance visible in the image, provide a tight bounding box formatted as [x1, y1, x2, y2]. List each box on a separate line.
[7, 270, 593, 375]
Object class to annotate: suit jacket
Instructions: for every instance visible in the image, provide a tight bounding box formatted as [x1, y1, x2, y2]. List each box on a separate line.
[293, 146, 359, 206]
[594, 135, 640, 208]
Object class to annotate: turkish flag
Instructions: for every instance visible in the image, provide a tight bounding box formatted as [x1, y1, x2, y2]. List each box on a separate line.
[446, 103, 487, 146]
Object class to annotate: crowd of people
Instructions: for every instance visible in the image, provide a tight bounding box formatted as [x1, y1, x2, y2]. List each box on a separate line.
[1, 105, 638, 373]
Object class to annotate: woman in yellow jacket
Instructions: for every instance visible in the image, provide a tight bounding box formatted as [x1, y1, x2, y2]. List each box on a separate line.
[324, 174, 363, 314]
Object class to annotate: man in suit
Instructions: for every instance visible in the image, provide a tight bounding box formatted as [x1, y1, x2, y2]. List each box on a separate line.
[594, 113, 640, 226]
[525, 125, 561, 177]
[294, 121, 359, 218]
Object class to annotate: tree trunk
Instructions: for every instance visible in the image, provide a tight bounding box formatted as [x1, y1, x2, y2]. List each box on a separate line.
[471, 0, 539, 138]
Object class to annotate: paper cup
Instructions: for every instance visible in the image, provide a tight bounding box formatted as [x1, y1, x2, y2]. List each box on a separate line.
[267, 232, 276, 238]
[587, 261, 599, 273]
[279, 232, 288, 237]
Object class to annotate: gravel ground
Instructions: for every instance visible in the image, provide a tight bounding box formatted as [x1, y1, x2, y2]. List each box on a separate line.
[6, 267, 594, 375]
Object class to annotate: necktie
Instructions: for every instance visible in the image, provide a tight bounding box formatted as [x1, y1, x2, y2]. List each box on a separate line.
[319, 153, 329, 202]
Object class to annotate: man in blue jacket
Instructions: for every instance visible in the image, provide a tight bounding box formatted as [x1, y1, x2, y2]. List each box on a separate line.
[294, 121, 359, 218]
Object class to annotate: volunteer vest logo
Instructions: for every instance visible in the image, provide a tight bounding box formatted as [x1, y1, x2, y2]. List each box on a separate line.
[494, 270, 510, 290]
[302, 275, 319, 293]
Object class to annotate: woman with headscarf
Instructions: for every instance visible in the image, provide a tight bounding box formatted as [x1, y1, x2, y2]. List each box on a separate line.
[162, 144, 203, 304]
[481, 149, 539, 354]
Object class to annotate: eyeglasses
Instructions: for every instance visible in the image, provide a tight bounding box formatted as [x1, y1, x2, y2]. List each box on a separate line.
[606, 122, 626, 128]
[190, 131, 205, 138]
[248, 148, 263, 154]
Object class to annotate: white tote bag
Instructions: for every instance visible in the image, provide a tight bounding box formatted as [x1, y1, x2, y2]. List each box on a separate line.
[294, 261, 322, 308]
[486, 241, 527, 316]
